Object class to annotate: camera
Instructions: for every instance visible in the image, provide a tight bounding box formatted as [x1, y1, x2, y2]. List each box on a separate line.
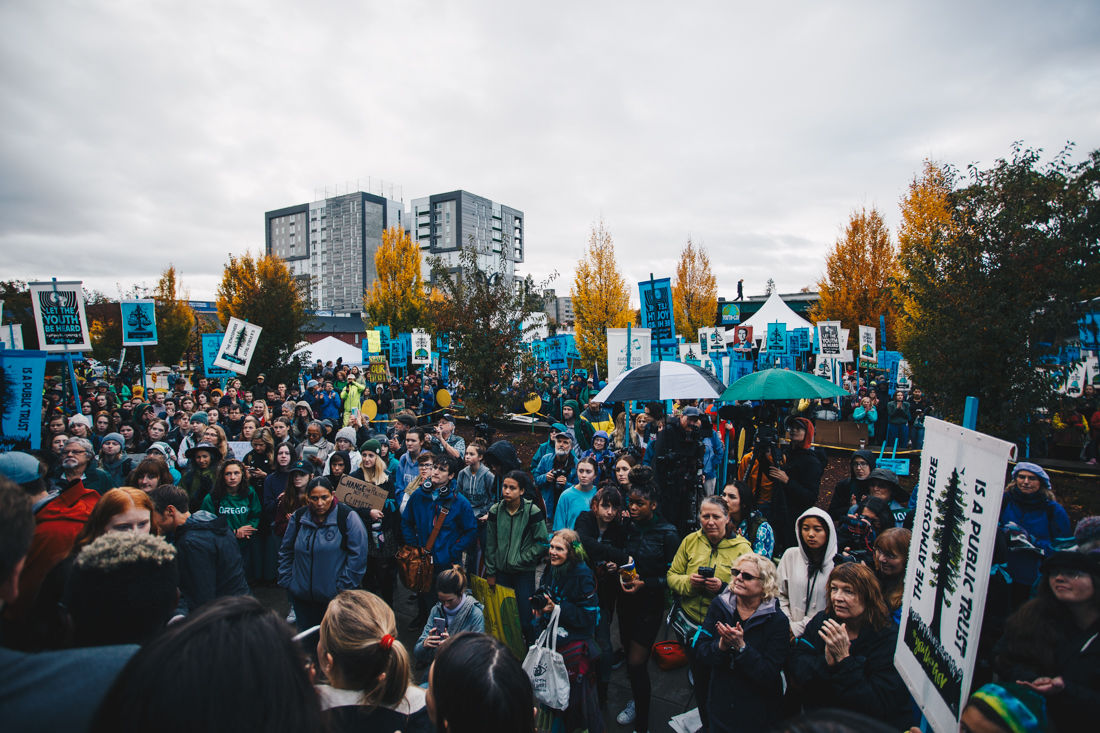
[529, 591, 549, 608]
[753, 426, 784, 467]
[698, 566, 715, 579]
[473, 414, 495, 443]
[549, 468, 568, 481]
[834, 514, 876, 566]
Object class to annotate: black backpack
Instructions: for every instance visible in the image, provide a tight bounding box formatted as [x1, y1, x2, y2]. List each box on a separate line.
[286, 502, 354, 552]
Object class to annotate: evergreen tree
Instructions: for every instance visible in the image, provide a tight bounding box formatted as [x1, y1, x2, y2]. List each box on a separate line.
[930, 468, 966, 638]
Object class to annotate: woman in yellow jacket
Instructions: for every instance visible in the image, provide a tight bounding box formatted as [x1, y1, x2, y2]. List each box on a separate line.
[666, 496, 751, 729]
[340, 378, 366, 426]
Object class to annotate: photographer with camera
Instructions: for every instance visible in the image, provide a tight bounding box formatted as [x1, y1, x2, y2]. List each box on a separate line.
[834, 496, 895, 567]
[534, 432, 578, 519]
[745, 417, 822, 552]
[426, 413, 464, 461]
[649, 406, 706, 534]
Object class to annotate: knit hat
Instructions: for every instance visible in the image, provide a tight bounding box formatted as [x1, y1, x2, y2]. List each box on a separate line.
[335, 427, 357, 445]
[68, 413, 91, 428]
[190, 411, 209, 425]
[563, 399, 580, 413]
[1012, 462, 1051, 490]
[968, 682, 1048, 733]
[101, 432, 125, 448]
[1073, 516, 1100, 547]
[147, 442, 177, 465]
[0, 452, 44, 485]
[550, 422, 568, 434]
[359, 439, 382, 454]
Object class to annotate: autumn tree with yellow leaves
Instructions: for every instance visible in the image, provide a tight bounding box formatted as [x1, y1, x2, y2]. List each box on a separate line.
[364, 226, 428, 335]
[572, 221, 633, 375]
[216, 252, 310, 382]
[153, 265, 196, 367]
[807, 207, 899, 342]
[672, 238, 717, 340]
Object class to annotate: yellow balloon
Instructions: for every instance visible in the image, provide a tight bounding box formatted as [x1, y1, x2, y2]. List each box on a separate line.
[523, 393, 543, 414]
[436, 389, 452, 408]
[361, 399, 378, 421]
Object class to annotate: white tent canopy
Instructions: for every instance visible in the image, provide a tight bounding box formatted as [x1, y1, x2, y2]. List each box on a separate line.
[738, 291, 814, 337]
[291, 336, 364, 366]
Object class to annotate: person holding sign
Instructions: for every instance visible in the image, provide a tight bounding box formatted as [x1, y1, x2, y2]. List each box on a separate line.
[786, 563, 910, 727]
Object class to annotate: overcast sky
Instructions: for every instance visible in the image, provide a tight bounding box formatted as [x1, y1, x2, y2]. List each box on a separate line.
[2, 1, 1098, 306]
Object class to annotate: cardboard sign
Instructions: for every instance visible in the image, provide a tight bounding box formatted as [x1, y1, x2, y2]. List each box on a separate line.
[336, 475, 388, 510]
[121, 299, 158, 346]
[29, 280, 92, 352]
[895, 418, 1015, 732]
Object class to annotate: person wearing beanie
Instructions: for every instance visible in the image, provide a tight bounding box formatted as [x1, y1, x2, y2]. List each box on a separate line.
[999, 462, 1071, 606]
[827, 449, 877, 526]
[1074, 516, 1100, 553]
[766, 417, 823, 551]
[962, 683, 1049, 733]
[530, 423, 568, 473]
[176, 411, 209, 469]
[98, 433, 133, 489]
[323, 427, 361, 476]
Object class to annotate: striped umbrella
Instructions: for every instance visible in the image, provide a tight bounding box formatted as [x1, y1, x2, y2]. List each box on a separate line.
[592, 361, 726, 403]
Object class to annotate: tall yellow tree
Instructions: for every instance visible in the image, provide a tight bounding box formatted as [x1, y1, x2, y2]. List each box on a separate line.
[671, 237, 717, 339]
[216, 252, 310, 382]
[807, 207, 899, 342]
[895, 160, 958, 347]
[364, 226, 427, 334]
[572, 221, 633, 374]
[153, 265, 196, 367]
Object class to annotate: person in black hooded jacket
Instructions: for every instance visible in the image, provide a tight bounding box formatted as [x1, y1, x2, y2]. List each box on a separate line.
[484, 440, 547, 512]
[149, 484, 250, 615]
[826, 450, 876, 526]
[766, 417, 823, 550]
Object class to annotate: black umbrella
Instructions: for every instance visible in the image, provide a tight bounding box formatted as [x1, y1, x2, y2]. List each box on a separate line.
[593, 361, 726, 402]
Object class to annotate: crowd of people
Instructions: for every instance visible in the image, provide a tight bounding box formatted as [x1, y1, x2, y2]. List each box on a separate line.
[1, 360, 1098, 733]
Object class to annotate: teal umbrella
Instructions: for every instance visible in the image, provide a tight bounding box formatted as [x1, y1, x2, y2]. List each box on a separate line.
[720, 368, 849, 401]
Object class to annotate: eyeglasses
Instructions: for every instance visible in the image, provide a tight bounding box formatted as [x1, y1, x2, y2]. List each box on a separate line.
[730, 568, 760, 582]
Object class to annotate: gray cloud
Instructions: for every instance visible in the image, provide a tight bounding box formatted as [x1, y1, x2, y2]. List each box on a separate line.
[2, 1, 1098, 305]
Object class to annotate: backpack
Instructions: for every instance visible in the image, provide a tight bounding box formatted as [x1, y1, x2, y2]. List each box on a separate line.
[286, 502, 354, 552]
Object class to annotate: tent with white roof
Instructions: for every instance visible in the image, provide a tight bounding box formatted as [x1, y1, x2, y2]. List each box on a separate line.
[290, 336, 364, 366]
[737, 291, 814, 338]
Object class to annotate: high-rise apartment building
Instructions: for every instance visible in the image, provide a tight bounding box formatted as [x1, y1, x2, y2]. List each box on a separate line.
[408, 190, 524, 282]
[265, 191, 404, 314]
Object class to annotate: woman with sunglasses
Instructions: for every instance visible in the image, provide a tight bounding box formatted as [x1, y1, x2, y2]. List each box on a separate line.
[995, 551, 1100, 731]
[695, 553, 790, 732]
[615, 466, 678, 732]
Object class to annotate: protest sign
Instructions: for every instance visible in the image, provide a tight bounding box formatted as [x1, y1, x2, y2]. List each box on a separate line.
[816, 321, 841, 357]
[547, 335, 568, 371]
[336, 475, 388, 511]
[367, 329, 381, 353]
[792, 327, 811, 353]
[719, 302, 740, 325]
[29, 281, 92, 352]
[729, 354, 754, 383]
[678, 343, 701, 364]
[1, 323, 23, 349]
[765, 322, 787, 353]
[727, 325, 753, 352]
[606, 328, 651, 381]
[895, 417, 1015, 733]
[228, 442, 252, 460]
[213, 318, 262, 375]
[0, 349, 47, 451]
[639, 277, 677, 361]
[368, 355, 389, 382]
[411, 329, 432, 365]
[120, 300, 158, 346]
[201, 333, 232, 378]
[858, 325, 876, 363]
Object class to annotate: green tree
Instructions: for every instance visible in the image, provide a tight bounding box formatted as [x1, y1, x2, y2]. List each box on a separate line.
[364, 226, 428, 334]
[572, 221, 633, 374]
[672, 238, 717, 340]
[428, 242, 551, 418]
[216, 252, 311, 384]
[807, 207, 899, 342]
[0, 281, 39, 350]
[896, 144, 1100, 441]
[152, 266, 196, 367]
[930, 468, 966, 638]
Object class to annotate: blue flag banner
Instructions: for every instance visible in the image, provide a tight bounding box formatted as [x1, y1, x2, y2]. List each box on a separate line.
[120, 300, 158, 346]
[1079, 311, 1100, 351]
[792, 328, 811, 353]
[877, 350, 903, 389]
[729, 355, 755, 383]
[639, 277, 677, 361]
[201, 333, 232, 377]
[0, 349, 48, 451]
[547, 336, 568, 371]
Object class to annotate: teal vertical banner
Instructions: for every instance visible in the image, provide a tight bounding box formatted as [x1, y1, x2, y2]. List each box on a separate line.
[0, 349, 47, 451]
[638, 277, 676, 361]
[201, 333, 232, 377]
[766, 322, 787, 353]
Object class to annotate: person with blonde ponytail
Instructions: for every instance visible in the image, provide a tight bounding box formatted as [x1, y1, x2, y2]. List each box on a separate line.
[316, 590, 431, 733]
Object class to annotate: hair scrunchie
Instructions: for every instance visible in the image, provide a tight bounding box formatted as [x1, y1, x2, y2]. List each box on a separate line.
[379, 634, 395, 651]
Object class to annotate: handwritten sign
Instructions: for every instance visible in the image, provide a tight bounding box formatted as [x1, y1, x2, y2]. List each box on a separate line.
[336, 475, 388, 510]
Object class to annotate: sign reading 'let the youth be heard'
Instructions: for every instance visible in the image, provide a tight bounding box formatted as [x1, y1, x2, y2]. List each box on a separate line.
[29, 281, 92, 352]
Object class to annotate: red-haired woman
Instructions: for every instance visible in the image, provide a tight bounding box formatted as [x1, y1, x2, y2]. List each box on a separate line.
[786, 562, 911, 728]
